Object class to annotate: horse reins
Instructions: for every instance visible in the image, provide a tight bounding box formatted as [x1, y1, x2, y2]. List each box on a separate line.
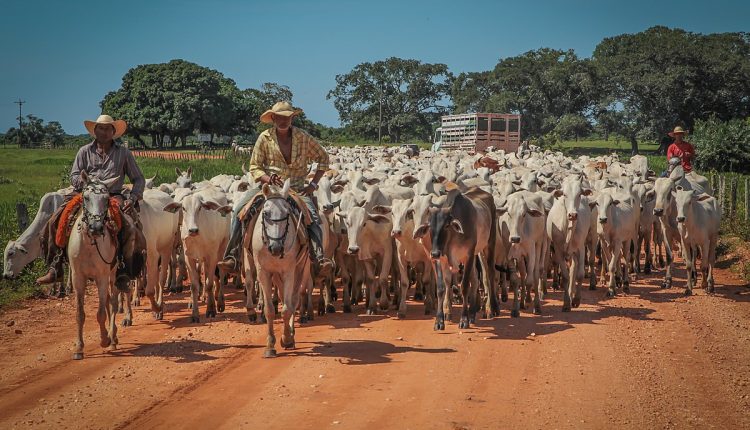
[261, 196, 292, 258]
[81, 184, 119, 266]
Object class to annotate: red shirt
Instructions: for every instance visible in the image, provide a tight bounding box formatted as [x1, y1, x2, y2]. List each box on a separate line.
[667, 141, 695, 173]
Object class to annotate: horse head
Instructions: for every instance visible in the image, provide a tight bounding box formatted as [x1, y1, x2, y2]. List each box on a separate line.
[80, 170, 118, 237]
[261, 178, 293, 257]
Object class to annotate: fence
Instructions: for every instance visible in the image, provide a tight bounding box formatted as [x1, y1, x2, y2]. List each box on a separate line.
[710, 172, 750, 221]
[131, 149, 230, 161]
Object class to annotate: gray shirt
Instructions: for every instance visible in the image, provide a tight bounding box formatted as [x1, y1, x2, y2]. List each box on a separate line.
[70, 141, 145, 200]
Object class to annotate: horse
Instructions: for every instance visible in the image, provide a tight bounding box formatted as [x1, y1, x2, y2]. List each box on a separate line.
[252, 179, 312, 358]
[68, 171, 121, 360]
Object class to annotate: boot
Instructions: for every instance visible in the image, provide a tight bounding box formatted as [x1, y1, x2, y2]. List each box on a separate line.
[36, 267, 60, 285]
[36, 250, 64, 285]
[218, 216, 244, 274]
[307, 224, 332, 279]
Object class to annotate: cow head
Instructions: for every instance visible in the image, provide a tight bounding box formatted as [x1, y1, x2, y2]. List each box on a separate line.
[496, 193, 543, 244]
[175, 167, 193, 189]
[411, 194, 436, 239]
[651, 177, 675, 217]
[558, 176, 592, 222]
[164, 193, 232, 238]
[3, 240, 31, 280]
[674, 188, 712, 224]
[386, 199, 413, 238]
[338, 206, 391, 255]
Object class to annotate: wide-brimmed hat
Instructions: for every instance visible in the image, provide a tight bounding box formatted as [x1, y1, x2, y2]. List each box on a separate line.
[668, 126, 686, 137]
[260, 101, 303, 124]
[84, 114, 127, 138]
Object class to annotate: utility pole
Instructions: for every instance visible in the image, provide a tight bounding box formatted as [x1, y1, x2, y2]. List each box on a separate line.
[14, 98, 25, 147]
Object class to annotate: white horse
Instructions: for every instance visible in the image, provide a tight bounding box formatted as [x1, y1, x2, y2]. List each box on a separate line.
[68, 171, 121, 360]
[252, 179, 311, 358]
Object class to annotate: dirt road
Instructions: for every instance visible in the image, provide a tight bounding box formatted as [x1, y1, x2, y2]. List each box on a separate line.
[1, 260, 749, 429]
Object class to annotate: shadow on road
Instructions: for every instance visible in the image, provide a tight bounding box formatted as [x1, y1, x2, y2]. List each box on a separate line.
[285, 339, 456, 364]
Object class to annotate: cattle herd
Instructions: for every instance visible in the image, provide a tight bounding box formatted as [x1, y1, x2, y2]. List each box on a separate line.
[2, 145, 722, 358]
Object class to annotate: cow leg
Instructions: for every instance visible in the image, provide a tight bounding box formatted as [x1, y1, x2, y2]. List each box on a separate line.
[622, 240, 632, 294]
[216, 269, 226, 314]
[258, 270, 277, 358]
[699, 241, 711, 291]
[72, 271, 86, 360]
[606, 241, 622, 298]
[510, 260, 521, 318]
[204, 260, 218, 318]
[479, 254, 499, 318]
[468, 263, 481, 324]
[659, 220, 674, 289]
[185, 258, 201, 323]
[144, 252, 163, 320]
[396, 254, 410, 319]
[364, 262, 378, 315]
[707, 237, 717, 293]
[421, 265, 435, 315]
[684, 243, 695, 296]
[458, 254, 475, 329]
[379, 251, 393, 312]
[571, 249, 586, 308]
[587, 239, 597, 290]
[433, 260, 446, 330]
[643, 225, 653, 274]
[528, 248, 541, 315]
[121, 288, 133, 327]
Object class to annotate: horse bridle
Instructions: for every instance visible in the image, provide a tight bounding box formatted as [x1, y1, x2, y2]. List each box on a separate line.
[261, 196, 292, 258]
[81, 182, 118, 266]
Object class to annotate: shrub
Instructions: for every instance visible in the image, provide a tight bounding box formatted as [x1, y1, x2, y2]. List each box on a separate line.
[692, 117, 750, 173]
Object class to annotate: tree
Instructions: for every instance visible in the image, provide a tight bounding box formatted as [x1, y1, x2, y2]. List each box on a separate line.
[592, 26, 750, 154]
[553, 114, 592, 141]
[101, 59, 243, 148]
[44, 121, 65, 147]
[328, 57, 453, 142]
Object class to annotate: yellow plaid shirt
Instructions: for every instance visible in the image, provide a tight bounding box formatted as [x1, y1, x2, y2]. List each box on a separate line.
[248, 127, 330, 191]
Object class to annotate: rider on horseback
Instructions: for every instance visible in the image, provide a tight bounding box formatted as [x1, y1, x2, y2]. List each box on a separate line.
[217, 101, 333, 279]
[36, 115, 147, 291]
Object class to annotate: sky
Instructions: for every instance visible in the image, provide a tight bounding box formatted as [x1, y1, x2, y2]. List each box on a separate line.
[1, 0, 748, 135]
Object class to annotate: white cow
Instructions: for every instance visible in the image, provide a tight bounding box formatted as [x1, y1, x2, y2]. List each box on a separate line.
[674, 188, 721, 295]
[164, 188, 232, 322]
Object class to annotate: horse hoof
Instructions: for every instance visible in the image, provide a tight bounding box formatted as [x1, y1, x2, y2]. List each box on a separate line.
[191, 315, 200, 323]
[72, 352, 84, 360]
[218, 303, 225, 313]
[343, 305, 352, 313]
[100, 338, 111, 348]
[326, 304, 336, 314]
[263, 349, 277, 358]
[121, 319, 132, 327]
[433, 321, 445, 331]
[511, 309, 520, 318]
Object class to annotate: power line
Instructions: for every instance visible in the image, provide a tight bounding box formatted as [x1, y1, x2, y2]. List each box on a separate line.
[14, 98, 25, 146]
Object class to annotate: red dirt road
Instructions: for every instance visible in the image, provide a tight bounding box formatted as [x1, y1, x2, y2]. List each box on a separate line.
[1, 261, 749, 429]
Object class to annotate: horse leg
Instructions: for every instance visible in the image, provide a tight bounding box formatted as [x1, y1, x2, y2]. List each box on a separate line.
[244, 252, 258, 322]
[96, 277, 111, 349]
[121, 287, 133, 327]
[258, 270, 276, 358]
[106, 278, 119, 350]
[72, 271, 86, 360]
[281, 273, 298, 350]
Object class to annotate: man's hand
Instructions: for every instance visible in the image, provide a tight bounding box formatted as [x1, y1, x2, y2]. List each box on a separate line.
[263, 174, 284, 186]
[121, 197, 134, 212]
[301, 184, 316, 196]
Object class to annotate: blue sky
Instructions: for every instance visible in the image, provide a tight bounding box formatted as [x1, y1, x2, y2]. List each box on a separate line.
[1, 0, 747, 134]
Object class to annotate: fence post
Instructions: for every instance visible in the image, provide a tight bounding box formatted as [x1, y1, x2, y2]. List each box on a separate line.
[745, 177, 749, 221]
[15, 203, 29, 231]
[718, 176, 725, 209]
[729, 176, 737, 216]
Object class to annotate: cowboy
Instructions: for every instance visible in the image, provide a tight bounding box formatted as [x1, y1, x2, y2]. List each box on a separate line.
[666, 126, 695, 173]
[217, 101, 333, 278]
[36, 115, 147, 290]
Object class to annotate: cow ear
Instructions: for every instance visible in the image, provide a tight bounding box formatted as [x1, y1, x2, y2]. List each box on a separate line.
[401, 175, 418, 186]
[527, 209, 544, 217]
[186, 167, 193, 176]
[645, 190, 655, 202]
[330, 184, 345, 194]
[696, 193, 712, 201]
[163, 202, 182, 213]
[356, 199, 366, 207]
[363, 177, 380, 186]
[175, 167, 182, 176]
[16, 244, 28, 254]
[331, 200, 341, 209]
[588, 201, 598, 209]
[496, 206, 508, 216]
[406, 208, 414, 219]
[450, 219, 465, 234]
[553, 189, 564, 198]
[368, 214, 391, 224]
[241, 162, 248, 175]
[201, 201, 220, 211]
[612, 199, 621, 206]
[413, 224, 430, 239]
[216, 205, 233, 216]
[582, 189, 592, 196]
[281, 178, 291, 198]
[237, 181, 249, 192]
[262, 183, 271, 198]
[371, 205, 391, 215]
[511, 180, 522, 186]
[675, 185, 684, 191]
[80, 170, 89, 185]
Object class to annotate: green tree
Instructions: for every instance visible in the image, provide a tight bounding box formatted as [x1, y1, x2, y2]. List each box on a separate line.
[44, 121, 65, 147]
[328, 57, 453, 142]
[592, 26, 750, 154]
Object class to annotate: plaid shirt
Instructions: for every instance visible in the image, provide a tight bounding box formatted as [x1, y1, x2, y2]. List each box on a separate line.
[248, 127, 329, 191]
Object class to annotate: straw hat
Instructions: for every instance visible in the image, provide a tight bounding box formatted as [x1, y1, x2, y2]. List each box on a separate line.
[668, 126, 686, 137]
[260, 101, 302, 124]
[84, 115, 127, 138]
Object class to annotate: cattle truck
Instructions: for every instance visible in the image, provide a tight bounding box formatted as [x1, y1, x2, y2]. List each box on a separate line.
[431, 113, 521, 153]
